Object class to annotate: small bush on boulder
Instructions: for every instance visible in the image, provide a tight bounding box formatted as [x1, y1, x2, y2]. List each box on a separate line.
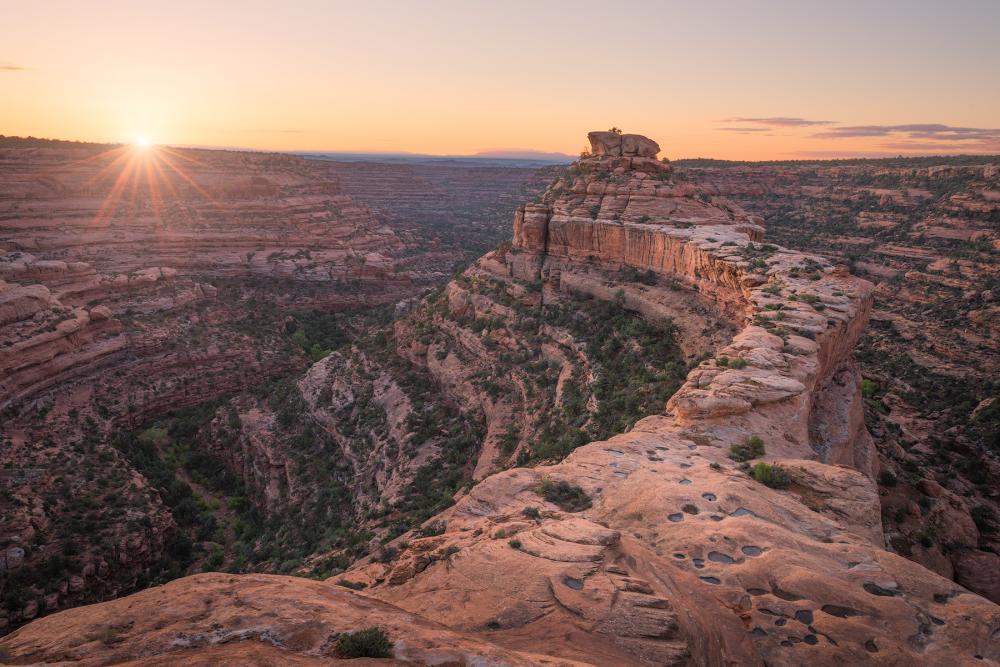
[536, 478, 592, 512]
[337, 627, 393, 658]
[729, 436, 765, 462]
[753, 462, 790, 489]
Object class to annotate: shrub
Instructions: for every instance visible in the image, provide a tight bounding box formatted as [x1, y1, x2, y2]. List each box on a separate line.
[417, 520, 446, 537]
[878, 470, 898, 487]
[729, 436, 765, 462]
[972, 505, 997, 534]
[522, 506, 541, 520]
[337, 627, 393, 658]
[536, 478, 592, 512]
[729, 357, 748, 369]
[753, 462, 790, 489]
[861, 378, 876, 398]
[509, 539, 522, 549]
[335, 579, 366, 591]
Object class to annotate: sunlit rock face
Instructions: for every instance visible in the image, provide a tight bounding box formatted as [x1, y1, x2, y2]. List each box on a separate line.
[6, 134, 1000, 666]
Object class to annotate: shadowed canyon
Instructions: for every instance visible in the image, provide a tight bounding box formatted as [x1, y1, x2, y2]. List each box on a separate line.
[1, 133, 998, 665]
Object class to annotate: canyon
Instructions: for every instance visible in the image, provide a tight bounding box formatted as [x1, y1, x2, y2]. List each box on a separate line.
[0, 137, 550, 631]
[4, 132, 998, 665]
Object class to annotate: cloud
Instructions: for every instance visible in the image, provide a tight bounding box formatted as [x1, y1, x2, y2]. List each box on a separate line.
[0, 64, 25, 71]
[722, 117, 836, 127]
[814, 123, 1000, 140]
[812, 123, 1000, 152]
[717, 127, 772, 134]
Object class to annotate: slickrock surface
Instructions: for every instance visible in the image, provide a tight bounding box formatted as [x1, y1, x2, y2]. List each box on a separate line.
[8, 134, 997, 665]
[2, 572, 569, 666]
[680, 160, 1000, 601]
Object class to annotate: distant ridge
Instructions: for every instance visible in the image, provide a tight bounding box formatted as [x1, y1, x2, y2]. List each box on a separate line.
[297, 150, 572, 168]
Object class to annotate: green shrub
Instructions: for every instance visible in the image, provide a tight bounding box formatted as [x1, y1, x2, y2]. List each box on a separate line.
[972, 505, 996, 534]
[729, 357, 748, 369]
[878, 470, 897, 487]
[536, 478, 591, 512]
[335, 579, 366, 591]
[729, 436, 765, 462]
[508, 539, 522, 549]
[522, 506, 541, 520]
[337, 627, 393, 658]
[861, 378, 876, 398]
[753, 462, 790, 489]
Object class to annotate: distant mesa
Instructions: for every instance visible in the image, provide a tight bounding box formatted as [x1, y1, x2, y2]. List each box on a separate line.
[587, 130, 660, 158]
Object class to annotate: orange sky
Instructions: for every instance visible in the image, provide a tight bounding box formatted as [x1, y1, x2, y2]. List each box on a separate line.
[2, 1, 999, 159]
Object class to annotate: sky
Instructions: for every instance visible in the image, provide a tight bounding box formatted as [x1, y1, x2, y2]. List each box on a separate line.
[2, 0, 999, 159]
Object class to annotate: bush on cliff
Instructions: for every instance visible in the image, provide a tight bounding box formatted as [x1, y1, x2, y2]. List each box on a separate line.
[336, 627, 393, 658]
[729, 436, 765, 462]
[536, 478, 592, 512]
[753, 462, 791, 489]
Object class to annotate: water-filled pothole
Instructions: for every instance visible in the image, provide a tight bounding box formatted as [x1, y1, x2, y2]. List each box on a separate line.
[667, 513, 684, 523]
[563, 577, 583, 590]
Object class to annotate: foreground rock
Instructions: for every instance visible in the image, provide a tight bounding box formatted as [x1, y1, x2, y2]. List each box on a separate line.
[2, 573, 566, 666]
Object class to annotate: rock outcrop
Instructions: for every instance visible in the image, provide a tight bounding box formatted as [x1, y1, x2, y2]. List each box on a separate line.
[6, 134, 999, 665]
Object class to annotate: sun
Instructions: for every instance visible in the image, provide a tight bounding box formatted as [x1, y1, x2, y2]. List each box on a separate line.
[134, 135, 150, 148]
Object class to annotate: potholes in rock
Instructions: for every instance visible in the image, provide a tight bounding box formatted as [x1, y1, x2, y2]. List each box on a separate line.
[679, 478, 692, 485]
[741, 545, 763, 557]
[709, 514, 724, 521]
[863, 582, 898, 597]
[820, 604, 864, 618]
[775, 618, 787, 627]
[681, 504, 699, 515]
[693, 558, 705, 569]
[563, 577, 584, 590]
[673, 553, 686, 559]
[751, 627, 767, 637]
[730, 507, 757, 518]
[864, 639, 879, 653]
[794, 610, 813, 625]
[679, 462, 693, 469]
[708, 551, 736, 565]
[699, 576, 721, 585]
[607, 449, 624, 457]
[803, 634, 818, 645]
[614, 471, 628, 479]
[701, 492, 716, 501]
[771, 584, 804, 602]
[746, 588, 768, 596]
[668, 513, 684, 523]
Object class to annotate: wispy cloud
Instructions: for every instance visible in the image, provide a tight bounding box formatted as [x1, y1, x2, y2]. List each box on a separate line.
[717, 127, 772, 134]
[813, 123, 1000, 152]
[722, 117, 837, 127]
[813, 123, 1000, 140]
[1, 64, 25, 71]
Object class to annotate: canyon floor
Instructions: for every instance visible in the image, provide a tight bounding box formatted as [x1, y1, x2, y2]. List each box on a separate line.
[1, 133, 998, 665]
